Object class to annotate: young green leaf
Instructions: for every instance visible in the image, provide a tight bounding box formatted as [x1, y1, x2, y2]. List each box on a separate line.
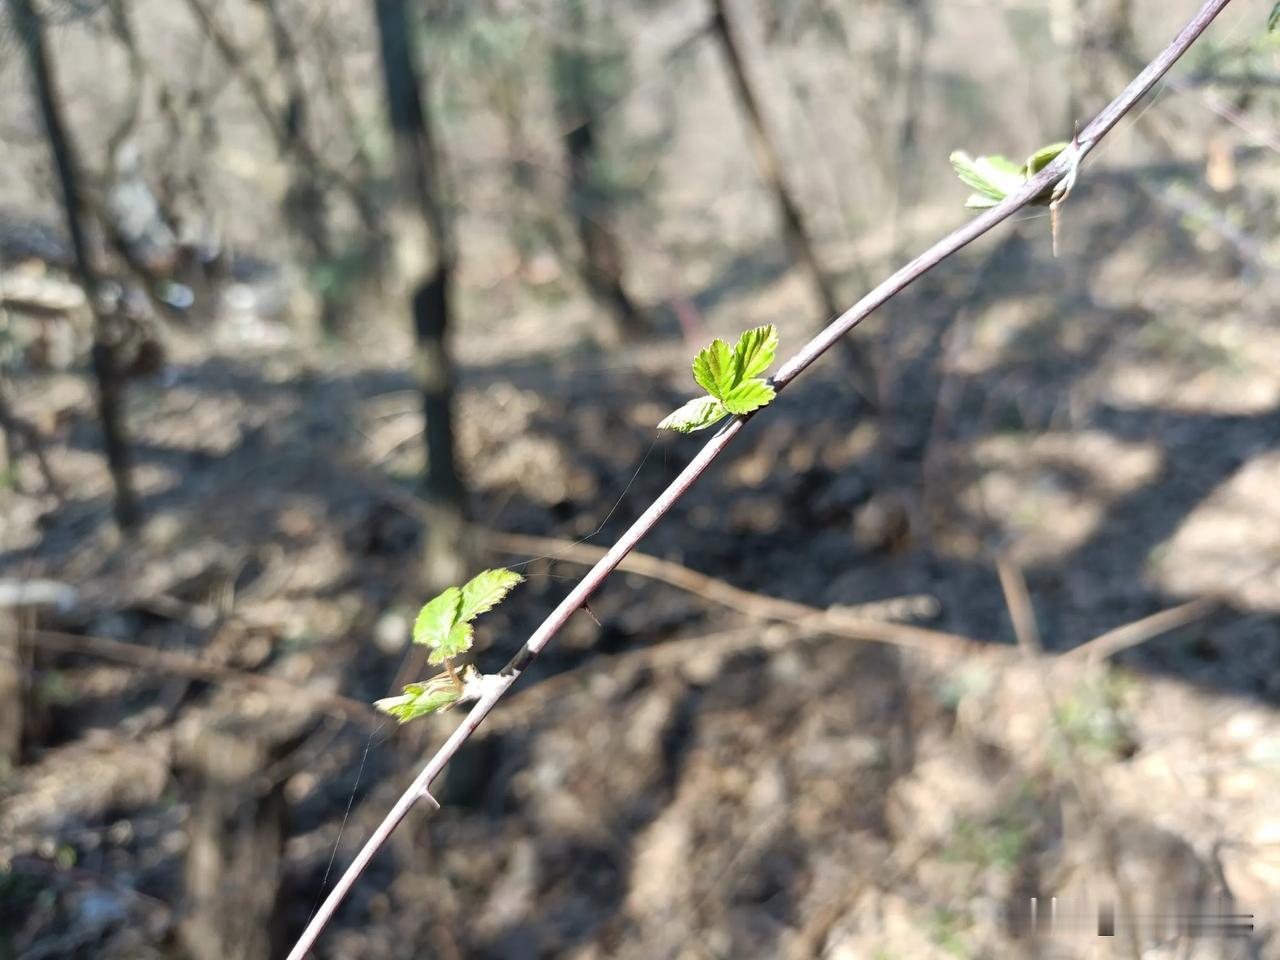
[949, 151, 1023, 206]
[658, 395, 729, 433]
[413, 587, 462, 648]
[375, 673, 464, 723]
[429, 621, 474, 665]
[411, 568, 523, 664]
[1024, 142, 1068, 175]
[661, 324, 779, 433]
[948, 151, 1002, 198]
[1270, 2, 1280, 32]
[952, 142, 1074, 211]
[691, 337, 737, 400]
[458, 568, 524, 623]
[732, 324, 779, 382]
[721, 379, 775, 416]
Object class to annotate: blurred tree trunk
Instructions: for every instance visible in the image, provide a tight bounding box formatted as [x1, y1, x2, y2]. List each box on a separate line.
[259, 0, 342, 335]
[373, 0, 468, 595]
[174, 716, 304, 960]
[709, 0, 875, 402]
[185, 0, 347, 334]
[492, 55, 569, 283]
[13, 0, 138, 530]
[552, 0, 647, 344]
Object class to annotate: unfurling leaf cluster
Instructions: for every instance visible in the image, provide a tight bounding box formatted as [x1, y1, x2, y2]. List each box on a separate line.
[659, 324, 779, 433]
[949, 142, 1068, 209]
[375, 668, 475, 722]
[374, 568, 523, 723]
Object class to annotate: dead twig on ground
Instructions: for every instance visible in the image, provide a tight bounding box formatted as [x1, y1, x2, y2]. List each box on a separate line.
[484, 620, 812, 730]
[482, 529, 953, 638]
[353, 460, 966, 652]
[285, 5, 1235, 954]
[1065, 596, 1218, 663]
[16, 628, 379, 729]
[996, 558, 1143, 960]
[487, 607, 983, 732]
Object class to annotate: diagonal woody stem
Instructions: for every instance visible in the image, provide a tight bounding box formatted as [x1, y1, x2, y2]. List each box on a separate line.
[285, 2, 1234, 955]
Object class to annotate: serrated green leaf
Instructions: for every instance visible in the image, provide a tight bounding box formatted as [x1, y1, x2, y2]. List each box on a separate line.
[1024, 141, 1069, 176]
[429, 621, 474, 665]
[658, 395, 728, 433]
[374, 675, 462, 723]
[721, 379, 776, 415]
[692, 338, 737, 400]
[1270, 2, 1280, 32]
[413, 587, 462, 649]
[458, 568, 523, 623]
[732, 324, 778, 382]
[952, 150, 1018, 203]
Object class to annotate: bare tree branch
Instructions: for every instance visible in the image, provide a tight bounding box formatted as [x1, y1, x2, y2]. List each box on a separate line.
[180, 0, 380, 233]
[996, 557, 1144, 960]
[481, 529, 970, 655]
[12, 0, 139, 530]
[709, 0, 876, 398]
[284, 3, 1235, 955]
[1065, 597, 1217, 663]
[20, 628, 380, 729]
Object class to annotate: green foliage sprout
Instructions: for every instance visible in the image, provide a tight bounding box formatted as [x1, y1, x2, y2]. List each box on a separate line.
[374, 568, 523, 723]
[948, 142, 1068, 209]
[659, 324, 779, 433]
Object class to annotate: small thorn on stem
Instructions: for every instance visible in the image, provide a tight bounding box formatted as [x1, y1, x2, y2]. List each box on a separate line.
[582, 602, 602, 627]
[421, 789, 441, 810]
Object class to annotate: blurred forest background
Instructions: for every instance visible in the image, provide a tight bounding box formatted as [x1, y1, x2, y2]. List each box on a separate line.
[1, 0, 1278, 957]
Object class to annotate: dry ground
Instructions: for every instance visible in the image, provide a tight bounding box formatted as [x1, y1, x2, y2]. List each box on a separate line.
[2, 1, 1280, 958]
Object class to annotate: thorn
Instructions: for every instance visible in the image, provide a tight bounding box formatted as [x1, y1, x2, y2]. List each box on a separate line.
[421, 789, 441, 810]
[582, 602, 602, 627]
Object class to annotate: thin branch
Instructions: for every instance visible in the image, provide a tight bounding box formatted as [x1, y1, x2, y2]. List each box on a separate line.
[1065, 596, 1217, 663]
[478, 621, 812, 733]
[19, 628, 380, 729]
[996, 556, 1044, 655]
[1165, 73, 1280, 154]
[996, 558, 1143, 960]
[284, 3, 1233, 954]
[12, 0, 138, 530]
[481, 529, 969, 654]
[487, 611, 975, 734]
[180, 0, 380, 233]
[709, 0, 876, 398]
[351, 459, 960, 649]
